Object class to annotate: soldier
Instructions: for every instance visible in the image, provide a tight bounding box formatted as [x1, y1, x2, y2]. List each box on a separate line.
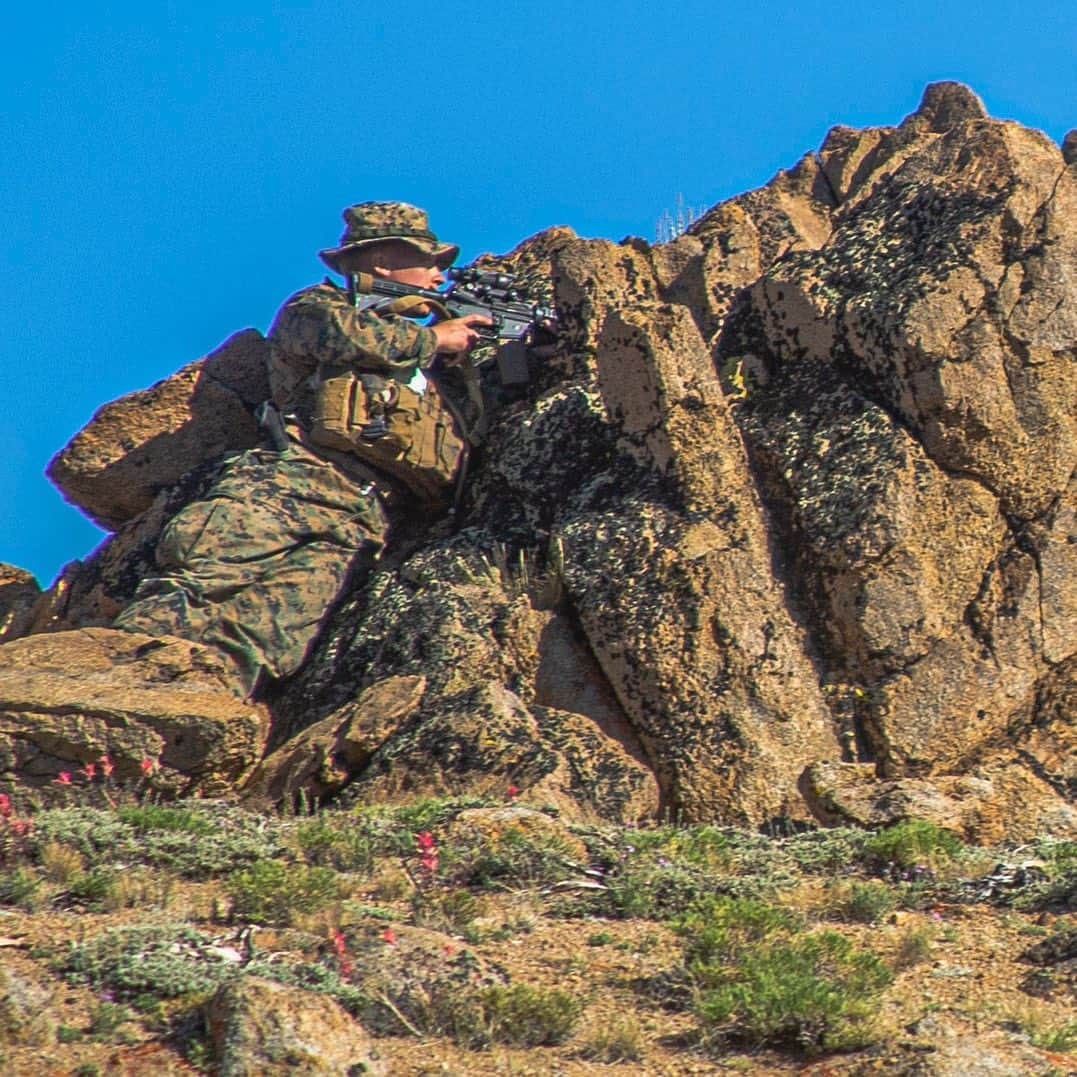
[115, 202, 490, 697]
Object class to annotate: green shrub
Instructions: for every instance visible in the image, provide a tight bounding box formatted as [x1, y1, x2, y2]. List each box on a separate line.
[1027, 1019, 1077, 1052]
[692, 930, 891, 1053]
[0, 867, 42, 910]
[677, 895, 891, 1054]
[413, 887, 484, 934]
[116, 805, 216, 834]
[227, 859, 342, 925]
[443, 827, 575, 890]
[825, 880, 898, 924]
[576, 1013, 644, 1062]
[32, 806, 288, 879]
[663, 827, 733, 871]
[782, 828, 871, 874]
[863, 819, 962, 870]
[440, 984, 583, 1048]
[65, 867, 119, 909]
[62, 925, 238, 1006]
[679, 896, 801, 982]
[295, 817, 377, 873]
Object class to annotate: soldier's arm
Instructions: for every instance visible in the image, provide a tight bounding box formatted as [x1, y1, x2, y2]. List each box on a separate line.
[269, 283, 437, 375]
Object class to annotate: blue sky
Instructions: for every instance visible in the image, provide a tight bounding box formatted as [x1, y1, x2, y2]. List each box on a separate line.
[2, 1, 1074, 586]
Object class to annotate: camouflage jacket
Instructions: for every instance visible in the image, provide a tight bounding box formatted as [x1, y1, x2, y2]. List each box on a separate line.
[267, 279, 438, 414]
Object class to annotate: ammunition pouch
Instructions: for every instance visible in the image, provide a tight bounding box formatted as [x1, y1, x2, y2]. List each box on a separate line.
[309, 365, 466, 508]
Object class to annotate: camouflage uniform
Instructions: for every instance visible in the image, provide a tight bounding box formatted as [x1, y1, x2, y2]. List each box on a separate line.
[266, 278, 438, 426]
[116, 202, 455, 696]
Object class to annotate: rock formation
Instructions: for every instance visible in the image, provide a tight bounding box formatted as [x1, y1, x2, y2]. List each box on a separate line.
[2, 83, 1072, 839]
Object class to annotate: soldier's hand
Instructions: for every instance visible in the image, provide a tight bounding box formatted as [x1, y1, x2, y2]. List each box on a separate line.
[431, 314, 493, 356]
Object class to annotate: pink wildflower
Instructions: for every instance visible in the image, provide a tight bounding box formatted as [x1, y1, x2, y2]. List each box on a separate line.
[415, 831, 439, 873]
[331, 930, 353, 977]
[381, 927, 398, 946]
[506, 784, 520, 801]
[55, 772, 73, 786]
[0, 793, 10, 818]
[140, 758, 157, 775]
[80, 762, 96, 780]
[98, 754, 114, 778]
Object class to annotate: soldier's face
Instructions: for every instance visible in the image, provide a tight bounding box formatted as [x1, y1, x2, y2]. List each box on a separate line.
[375, 250, 445, 290]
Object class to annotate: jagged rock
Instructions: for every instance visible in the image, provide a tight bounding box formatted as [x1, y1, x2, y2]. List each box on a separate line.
[1063, 129, 1077, 166]
[205, 976, 384, 1076]
[687, 151, 837, 339]
[350, 681, 659, 823]
[0, 564, 40, 642]
[801, 759, 1076, 843]
[550, 244, 841, 823]
[816, 81, 990, 216]
[48, 328, 269, 530]
[275, 535, 659, 823]
[740, 110, 1074, 522]
[1008, 654, 1077, 802]
[242, 674, 428, 806]
[0, 628, 268, 799]
[718, 88, 1075, 795]
[26, 83, 1077, 837]
[1019, 927, 1077, 1001]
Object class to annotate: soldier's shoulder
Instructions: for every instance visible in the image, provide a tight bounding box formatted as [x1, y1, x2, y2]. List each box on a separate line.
[281, 278, 347, 307]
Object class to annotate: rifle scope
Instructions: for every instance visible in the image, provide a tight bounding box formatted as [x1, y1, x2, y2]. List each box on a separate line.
[447, 267, 516, 291]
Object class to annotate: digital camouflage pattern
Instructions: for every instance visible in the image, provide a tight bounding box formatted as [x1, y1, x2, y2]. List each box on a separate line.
[318, 201, 459, 271]
[267, 280, 438, 419]
[115, 211, 465, 694]
[115, 445, 388, 695]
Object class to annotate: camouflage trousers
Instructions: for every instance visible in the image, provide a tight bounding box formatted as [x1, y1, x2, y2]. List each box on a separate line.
[114, 445, 388, 695]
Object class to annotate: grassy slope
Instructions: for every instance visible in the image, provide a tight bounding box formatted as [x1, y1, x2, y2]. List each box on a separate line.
[0, 793, 1074, 1075]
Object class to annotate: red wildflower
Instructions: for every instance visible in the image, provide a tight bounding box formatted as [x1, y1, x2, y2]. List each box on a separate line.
[98, 754, 114, 777]
[0, 793, 10, 818]
[331, 930, 353, 976]
[381, 926, 398, 946]
[80, 762, 96, 780]
[415, 831, 439, 873]
[140, 758, 157, 775]
[506, 784, 520, 800]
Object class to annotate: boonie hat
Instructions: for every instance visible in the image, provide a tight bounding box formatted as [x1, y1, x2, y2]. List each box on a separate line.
[319, 201, 459, 271]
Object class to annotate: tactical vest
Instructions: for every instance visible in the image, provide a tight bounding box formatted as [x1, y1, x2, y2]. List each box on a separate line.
[269, 292, 469, 508]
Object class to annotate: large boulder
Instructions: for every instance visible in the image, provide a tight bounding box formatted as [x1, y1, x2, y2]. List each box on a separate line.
[0, 628, 268, 801]
[0, 564, 40, 642]
[47, 329, 269, 530]
[715, 82, 1076, 799]
[271, 537, 660, 824]
[204, 976, 384, 1076]
[547, 243, 842, 823]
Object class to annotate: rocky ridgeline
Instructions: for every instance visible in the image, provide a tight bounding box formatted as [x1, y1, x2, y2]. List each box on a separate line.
[2, 83, 1073, 840]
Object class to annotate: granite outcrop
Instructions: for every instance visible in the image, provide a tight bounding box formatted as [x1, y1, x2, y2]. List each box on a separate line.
[2, 83, 1072, 838]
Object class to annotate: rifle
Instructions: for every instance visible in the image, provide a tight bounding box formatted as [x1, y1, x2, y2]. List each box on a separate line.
[348, 268, 557, 383]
